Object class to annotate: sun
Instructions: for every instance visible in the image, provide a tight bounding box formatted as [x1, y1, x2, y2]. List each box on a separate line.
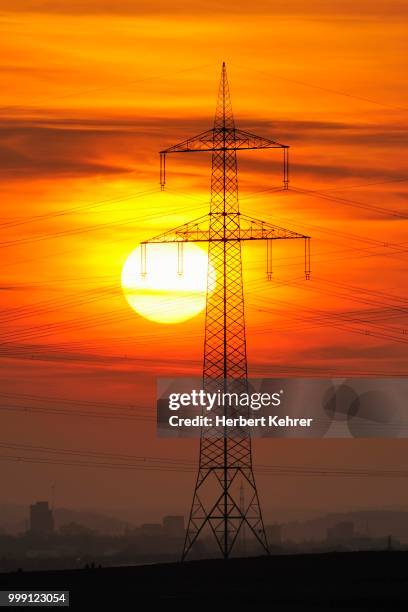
[121, 243, 211, 324]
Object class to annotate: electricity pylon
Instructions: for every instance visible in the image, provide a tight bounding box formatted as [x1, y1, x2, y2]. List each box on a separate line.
[141, 63, 310, 560]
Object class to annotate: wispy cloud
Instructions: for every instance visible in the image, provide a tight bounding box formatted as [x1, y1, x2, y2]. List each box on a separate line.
[1, 113, 406, 180]
[1, 0, 407, 18]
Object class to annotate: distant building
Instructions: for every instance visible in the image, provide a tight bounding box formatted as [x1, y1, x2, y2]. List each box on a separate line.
[140, 523, 163, 537]
[59, 522, 94, 537]
[29, 501, 54, 535]
[266, 524, 282, 546]
[163, 516, 184, 538]
[327, 521, 354, 543]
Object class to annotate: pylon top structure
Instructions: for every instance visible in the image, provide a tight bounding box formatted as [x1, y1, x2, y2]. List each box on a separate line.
[143, 62, 310, 280]
[141, 63, 310, 560]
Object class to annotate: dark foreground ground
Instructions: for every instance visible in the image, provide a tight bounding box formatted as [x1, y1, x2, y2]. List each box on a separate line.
[1, 551, 408, 609]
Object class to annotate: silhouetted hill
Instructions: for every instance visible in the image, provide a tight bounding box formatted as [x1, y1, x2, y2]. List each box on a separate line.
[1, 551, 407, 608]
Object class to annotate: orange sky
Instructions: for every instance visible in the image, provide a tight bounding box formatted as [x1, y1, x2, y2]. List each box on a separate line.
[0, 1, 407, 523]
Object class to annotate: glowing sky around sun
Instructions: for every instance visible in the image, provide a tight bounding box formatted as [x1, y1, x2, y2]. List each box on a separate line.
[1, 0, 407, 515]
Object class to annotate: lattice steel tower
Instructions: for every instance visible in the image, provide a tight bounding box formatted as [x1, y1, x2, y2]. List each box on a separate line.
[141, 63, 310, 559]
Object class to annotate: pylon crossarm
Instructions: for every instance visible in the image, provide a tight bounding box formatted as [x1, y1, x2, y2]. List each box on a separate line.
[160, 128, 287, 155]
[141, 214, 210, 244]
[141, 213, 309, 243]
[239, 214, 309, 240]
[232, 128, 288, 150]
[160, 129, 215, 155]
